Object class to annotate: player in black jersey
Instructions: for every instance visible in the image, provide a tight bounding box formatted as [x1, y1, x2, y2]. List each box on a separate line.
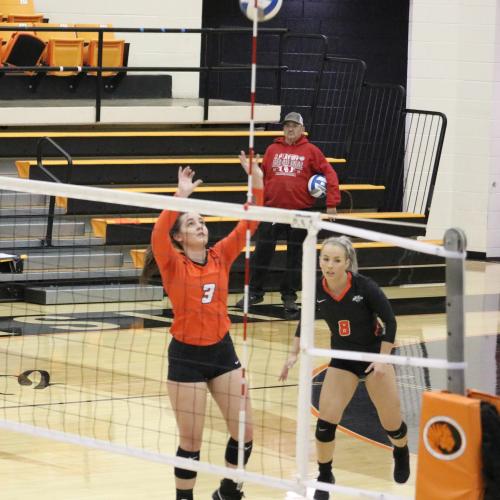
[280, 236, 410, 500]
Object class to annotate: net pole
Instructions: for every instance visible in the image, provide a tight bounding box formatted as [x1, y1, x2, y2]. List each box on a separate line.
[238, 0, 260, 471]
[444, 227, 467, 395]
[295, 217, 320, 495]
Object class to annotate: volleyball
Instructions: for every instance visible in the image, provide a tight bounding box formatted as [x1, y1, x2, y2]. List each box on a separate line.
[308, 174, 327, 198]
[239, 0, 283, 22]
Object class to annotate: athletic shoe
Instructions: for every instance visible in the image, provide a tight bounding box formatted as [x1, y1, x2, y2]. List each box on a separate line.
[393, 445, 410, 483]
[282, 296, 299, 312]
[235, 294, 263, 309]
[313, 471, 335, 500]
[212, 487, 244, 499]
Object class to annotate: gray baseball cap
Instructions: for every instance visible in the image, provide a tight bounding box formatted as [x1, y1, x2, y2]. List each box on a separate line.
[282, 112, 304, 126]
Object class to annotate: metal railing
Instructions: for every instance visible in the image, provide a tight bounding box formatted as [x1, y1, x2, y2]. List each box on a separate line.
[0, 25, 288, 122]
[35, 137, 73, 247]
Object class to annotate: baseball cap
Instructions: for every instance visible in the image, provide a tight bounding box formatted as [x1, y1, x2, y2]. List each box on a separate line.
[282, 112, 304, 126]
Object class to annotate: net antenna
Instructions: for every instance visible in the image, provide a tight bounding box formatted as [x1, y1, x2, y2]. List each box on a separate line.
[239, 0, 261, 471]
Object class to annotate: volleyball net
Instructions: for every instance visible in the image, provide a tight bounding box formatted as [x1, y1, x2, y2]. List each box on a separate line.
[0, 176, 468, 499]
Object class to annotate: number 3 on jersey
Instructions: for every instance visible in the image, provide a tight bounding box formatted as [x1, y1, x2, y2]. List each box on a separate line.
[338, 319, 351, 336]
[202, 283, 216, 304]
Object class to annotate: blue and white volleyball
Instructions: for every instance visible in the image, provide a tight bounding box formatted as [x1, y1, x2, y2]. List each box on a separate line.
[308, 174, 327, 198]
[239, 0, 283, 22]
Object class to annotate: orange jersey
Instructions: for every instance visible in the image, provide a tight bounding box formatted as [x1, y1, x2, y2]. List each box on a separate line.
[152, 189, 263, 346]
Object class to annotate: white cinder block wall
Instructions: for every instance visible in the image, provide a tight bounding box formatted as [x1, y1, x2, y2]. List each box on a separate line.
[34, 0, 203, 99]
[489, 4, 500, 258]
[408, 0, 500, 256]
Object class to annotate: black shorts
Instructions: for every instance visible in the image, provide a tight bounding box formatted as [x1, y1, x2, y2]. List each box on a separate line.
[329, 358, 374, 378]
[168, 333, 241, 383]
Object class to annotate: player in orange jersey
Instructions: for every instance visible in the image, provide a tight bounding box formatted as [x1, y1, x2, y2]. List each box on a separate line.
[151, 161, 263, 500]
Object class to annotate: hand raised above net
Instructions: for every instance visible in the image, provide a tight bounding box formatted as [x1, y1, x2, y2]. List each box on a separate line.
[176, 166, 203, 198]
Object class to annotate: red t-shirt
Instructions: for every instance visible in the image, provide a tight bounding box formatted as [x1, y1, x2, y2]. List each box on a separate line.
[151, 189, 263, 346]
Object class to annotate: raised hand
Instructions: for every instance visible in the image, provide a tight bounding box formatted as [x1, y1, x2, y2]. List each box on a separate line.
[239, 150, 263, 189]
[176, 166, 203, 198]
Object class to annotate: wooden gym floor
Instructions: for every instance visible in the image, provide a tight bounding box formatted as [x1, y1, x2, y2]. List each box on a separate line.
[0, 260, 498, 500]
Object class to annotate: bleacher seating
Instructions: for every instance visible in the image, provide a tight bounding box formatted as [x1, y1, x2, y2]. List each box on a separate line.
[0, 16, 127, 79]
[7, 13, 43, 23]
[75, 23, 125, 76]
[0, 125, 445, 309]
[0, 0, 38, 17]
[1, 30, 44, 67]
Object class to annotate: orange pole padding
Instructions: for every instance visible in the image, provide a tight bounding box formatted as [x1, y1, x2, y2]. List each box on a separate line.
[467, 388, 500, 413]
[416, 391, 483, 500]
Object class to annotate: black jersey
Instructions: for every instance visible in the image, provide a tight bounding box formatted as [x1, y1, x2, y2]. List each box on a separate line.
[295, 272, 396, 353]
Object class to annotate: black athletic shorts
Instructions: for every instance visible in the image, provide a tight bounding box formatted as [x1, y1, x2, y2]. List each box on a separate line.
[168, 332, 241, 383]
[329, 357, 374, 378]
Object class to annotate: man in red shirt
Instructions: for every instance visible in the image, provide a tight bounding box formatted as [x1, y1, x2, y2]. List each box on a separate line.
[236, 112, 340, 313]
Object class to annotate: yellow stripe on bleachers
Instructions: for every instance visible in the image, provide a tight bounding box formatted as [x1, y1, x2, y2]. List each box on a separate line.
[56, 183, 384, 208]
[91, 212, 422, 239]
[334, 212, 425, 219]
[2, 130, 285, 138]
[16, 156, 346, 174]
[106, 184, 382, 193]
[129, 240, 443, 269]
[91, 216, 236, 238]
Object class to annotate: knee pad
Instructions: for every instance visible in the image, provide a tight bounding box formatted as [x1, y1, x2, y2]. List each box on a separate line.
[225, 437, 253, 466]
[315, 419, 337, 443]
[385, 421, 408, 440]
[174, 447, 200, 480]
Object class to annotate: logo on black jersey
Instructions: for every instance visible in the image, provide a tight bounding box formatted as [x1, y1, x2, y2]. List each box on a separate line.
[352, 295, 364, 303]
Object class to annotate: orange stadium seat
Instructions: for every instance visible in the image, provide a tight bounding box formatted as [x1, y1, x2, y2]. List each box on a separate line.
[1, 30, 44, 68]
[34, 23, 83, 75]
[7, 13, 44, 23]
[34, 23, 77, 43]
[74, 23, 125, 75]
[45, 38, 84, 76]
[0, 22, 26, 62]
[0, 0, 33, 11]
[74, 23, 116, 42]
[0, 0, 36, 17]
[86, 39, 124, 76]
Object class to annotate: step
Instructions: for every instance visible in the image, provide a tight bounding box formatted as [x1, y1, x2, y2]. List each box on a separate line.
[226, 264, 445, 290]
[0, 267, 140, 282]
[0, 221, 86, 238]
[16, 155, 347, 185]
[330, 212, 427, 237]
[0, 235, 104, 249]
[0, 206, 66, 217]
[57, 183, 383, 215]
[23, 251, 124, 271]
[93, 211, 426, 245]
[0, 191, 47, 207]
[3, 130, 314, 158]
[91, 216, 239, 245]
[131, 240, 445, 270]
[24, 283, 164, 305]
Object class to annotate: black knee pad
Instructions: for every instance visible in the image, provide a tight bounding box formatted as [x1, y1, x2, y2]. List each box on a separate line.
[174, 447, 200, 480]
[315, 419, 337, 443]
[385, 421, 408, 440]
[225, 437, 253, 466]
